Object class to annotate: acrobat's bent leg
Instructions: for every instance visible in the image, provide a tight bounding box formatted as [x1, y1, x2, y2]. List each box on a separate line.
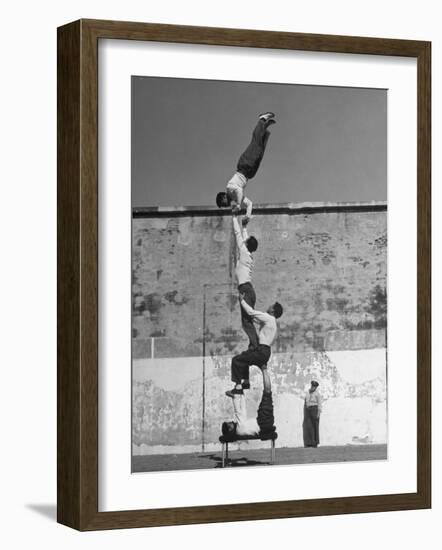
[229, 347, 270, 394]
[230, 347, 260, 390]
[229, 352, 249, 395]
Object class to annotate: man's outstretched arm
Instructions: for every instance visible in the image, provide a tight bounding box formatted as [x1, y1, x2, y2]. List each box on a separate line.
[230, 186, 243, 214]
[242, 196, 253, 221]
[232, 215, 247, 250]
[240, 298, 267, 323]
[232, 393, 247, 423]
[262, 369, 272, 393]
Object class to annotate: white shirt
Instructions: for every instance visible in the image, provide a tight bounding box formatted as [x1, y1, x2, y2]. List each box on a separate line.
[227, 171, 248, 190]
[227, 172, 253, 218]
[232, 216, 253, 285]
[240, 300, 278, 347]
[232, 394, 259, 436]
[305, 389, 322, 413]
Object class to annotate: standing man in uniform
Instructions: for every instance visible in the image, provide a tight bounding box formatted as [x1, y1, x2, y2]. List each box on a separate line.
[303, 380, 322, 448]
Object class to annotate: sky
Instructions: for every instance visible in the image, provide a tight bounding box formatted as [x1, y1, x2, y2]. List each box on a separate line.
[132, 76, 387, 208]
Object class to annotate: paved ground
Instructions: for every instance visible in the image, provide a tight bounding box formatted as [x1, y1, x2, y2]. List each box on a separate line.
[132, 444, 387, 472]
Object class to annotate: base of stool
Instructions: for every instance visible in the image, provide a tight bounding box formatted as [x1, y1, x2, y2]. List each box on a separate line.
[220, 437, 276, 467]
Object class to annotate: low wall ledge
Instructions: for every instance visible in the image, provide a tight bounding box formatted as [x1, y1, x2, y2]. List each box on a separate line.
[133, 201, 387, 218]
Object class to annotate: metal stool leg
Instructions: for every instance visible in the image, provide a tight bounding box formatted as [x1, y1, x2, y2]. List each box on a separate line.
[225, 442, 229, 466]
[221, 442, 225, 468]
[270, 439, 275, 464]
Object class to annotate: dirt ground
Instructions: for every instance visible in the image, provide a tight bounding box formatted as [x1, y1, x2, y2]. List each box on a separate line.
[132, 444, 387, 472]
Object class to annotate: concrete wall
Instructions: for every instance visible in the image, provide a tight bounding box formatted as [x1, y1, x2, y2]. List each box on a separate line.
[132, 202, 387, 454]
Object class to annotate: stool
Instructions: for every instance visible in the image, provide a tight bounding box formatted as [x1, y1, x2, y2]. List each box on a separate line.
[219, 433, 278, 467]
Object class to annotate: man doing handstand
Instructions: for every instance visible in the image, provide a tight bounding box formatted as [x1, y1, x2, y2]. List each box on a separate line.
[216, 112, 276, 224]
[222, 369, 276, 439]
[226, 295, 283, 396]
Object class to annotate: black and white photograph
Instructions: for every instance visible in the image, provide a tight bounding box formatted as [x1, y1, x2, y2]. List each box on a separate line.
[131, 76, 388, 472]
[2, 0, 436, 544]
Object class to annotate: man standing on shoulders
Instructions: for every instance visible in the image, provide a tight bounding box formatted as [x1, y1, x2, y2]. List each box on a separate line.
[232, 213, 259, 362]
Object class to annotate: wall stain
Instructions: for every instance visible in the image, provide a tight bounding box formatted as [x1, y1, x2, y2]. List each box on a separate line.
[164, 290, 189, 306]
[132, 209, 386, 356]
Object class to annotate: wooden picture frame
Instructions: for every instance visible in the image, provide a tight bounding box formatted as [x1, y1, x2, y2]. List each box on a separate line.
[57, 19, 431, 531]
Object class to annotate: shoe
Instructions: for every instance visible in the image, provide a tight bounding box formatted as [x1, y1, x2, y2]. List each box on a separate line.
[242, 381, 250, 390]
[225, 388, 244, 398]
[258, 112, 275, 121]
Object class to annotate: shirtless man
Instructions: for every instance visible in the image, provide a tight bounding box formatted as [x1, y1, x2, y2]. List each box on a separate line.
[226, 295, 283, 396]
[216, 112, 276, 224]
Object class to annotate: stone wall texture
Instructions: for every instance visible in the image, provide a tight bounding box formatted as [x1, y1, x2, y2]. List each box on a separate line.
[132, 203, 387, 454]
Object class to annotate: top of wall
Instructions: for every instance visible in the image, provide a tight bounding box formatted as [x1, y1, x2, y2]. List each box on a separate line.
[133, 201, 387, 218]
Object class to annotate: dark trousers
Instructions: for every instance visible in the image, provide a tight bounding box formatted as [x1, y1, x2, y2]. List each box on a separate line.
[256, 391, 276, 436]
[303, 405, 320, 447]
[238, 282, 259, 352]
[236, 119, 271, 180]
[231, 344, 271, 384]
